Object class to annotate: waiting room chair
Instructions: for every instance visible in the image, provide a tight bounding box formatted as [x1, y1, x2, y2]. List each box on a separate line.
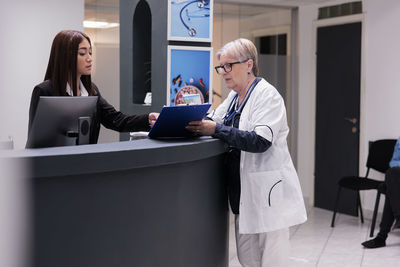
[331, 139, 396, 228]
[369, 182, 387, 237]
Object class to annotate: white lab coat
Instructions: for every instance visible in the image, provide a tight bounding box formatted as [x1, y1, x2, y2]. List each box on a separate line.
[210, 78, 307, 234]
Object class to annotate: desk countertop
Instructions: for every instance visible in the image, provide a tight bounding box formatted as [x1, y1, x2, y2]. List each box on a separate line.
[2, 137, 226, 178]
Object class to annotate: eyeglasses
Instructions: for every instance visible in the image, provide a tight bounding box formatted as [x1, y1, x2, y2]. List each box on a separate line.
[214, 60, 248, 74]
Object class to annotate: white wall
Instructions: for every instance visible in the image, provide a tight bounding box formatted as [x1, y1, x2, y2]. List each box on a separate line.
[213, 4, 241, 102]
[362, 0, 400, 211]
[297, 0, 400, 213]
[364, 0, 400, 141]
[0, 0, 84, 149]
[297, 3, 319, 208]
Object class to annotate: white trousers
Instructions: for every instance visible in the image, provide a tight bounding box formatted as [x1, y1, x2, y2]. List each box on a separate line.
[235, 215, 290, 267]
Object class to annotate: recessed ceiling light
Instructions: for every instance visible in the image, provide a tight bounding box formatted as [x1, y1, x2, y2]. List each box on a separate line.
[83, 20, 119, 29]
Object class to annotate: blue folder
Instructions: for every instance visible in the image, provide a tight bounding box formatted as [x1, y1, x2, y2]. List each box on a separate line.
[148, 104, 211, 139]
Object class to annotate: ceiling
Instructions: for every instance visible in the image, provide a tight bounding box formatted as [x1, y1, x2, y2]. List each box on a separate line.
[85, 0, 336, 8]
[215, 0, 335, 7]
[84, 0, 338, 22]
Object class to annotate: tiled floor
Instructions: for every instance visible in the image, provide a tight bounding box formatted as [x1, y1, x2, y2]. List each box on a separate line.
[229, 207, 400, 267]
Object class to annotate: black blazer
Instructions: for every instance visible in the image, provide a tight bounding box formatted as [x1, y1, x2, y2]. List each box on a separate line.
[27, 80, 150, 145]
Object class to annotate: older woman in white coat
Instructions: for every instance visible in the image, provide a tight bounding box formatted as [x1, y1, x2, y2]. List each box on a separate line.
[186, 38, 307, 266]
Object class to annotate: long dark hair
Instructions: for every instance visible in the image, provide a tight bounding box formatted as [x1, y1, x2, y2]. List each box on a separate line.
[44, 30, 96, 96]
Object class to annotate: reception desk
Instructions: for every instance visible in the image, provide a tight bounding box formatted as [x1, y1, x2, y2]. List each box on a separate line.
[9, 137, 229, 267]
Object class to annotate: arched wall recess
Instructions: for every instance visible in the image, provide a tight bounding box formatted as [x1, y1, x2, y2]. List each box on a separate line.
[132, 0, 152, 104]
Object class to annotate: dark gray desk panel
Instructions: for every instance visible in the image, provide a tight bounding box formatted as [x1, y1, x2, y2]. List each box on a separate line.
[10, 138, 229, 267]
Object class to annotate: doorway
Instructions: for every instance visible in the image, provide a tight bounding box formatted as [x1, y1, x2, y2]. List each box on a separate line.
[255, 34, 287, 101]
[314, 21, 362, 216]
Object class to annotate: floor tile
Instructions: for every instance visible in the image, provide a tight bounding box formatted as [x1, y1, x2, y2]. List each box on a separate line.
[229, 207, 400, 267]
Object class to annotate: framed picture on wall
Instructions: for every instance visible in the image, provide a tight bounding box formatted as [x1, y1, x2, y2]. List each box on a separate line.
[167, 0, 213, 42]
[167, 45, 213, 106]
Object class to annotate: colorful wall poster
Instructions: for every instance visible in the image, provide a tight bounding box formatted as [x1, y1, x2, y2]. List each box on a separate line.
[168, 0, 213, 42]
[167, 45, 213, 106]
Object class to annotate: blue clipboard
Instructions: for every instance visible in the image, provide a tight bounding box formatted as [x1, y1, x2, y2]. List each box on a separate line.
[148, 104, 211, 139]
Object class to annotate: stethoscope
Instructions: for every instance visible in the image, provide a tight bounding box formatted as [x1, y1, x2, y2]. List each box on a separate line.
[179, 0, 210, 37]
[223, 78, 260, 126]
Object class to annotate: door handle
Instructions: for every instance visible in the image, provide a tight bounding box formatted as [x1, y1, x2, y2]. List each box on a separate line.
[344, 117, 357, 124]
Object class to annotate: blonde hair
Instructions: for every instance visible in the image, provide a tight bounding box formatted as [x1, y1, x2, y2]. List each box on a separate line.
[216, 38, 259, 76]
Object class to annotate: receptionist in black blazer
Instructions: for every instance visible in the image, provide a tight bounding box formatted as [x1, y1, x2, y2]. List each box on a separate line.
[27, 30, 158, 145]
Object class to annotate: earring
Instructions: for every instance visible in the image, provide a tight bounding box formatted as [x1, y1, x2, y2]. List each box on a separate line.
[247, 72, 250, 75]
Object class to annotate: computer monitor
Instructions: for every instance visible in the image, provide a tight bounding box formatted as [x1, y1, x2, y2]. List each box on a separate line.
[26, 96, 98, 148]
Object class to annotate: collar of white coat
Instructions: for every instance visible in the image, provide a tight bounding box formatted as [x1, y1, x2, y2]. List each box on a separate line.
[229, 78, 268, 107]
[66, 80, 89, 96]
[238, 78, 275, 119]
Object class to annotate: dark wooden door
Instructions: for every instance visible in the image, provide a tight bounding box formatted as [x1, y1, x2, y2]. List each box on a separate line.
[314, 22, 361, 216]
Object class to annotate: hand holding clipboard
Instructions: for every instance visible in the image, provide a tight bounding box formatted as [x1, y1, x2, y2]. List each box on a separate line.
[148, 104, 211, 139]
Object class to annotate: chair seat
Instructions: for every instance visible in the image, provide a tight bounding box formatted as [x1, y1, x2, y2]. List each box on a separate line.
[338, 176, 382, 190]
[377, 182, 387, 194]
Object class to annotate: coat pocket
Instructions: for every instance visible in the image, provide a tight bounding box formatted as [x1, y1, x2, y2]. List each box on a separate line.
[248, 170, 283, 208]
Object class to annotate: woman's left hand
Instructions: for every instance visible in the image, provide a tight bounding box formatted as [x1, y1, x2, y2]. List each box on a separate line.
[148, 112, 159, 127]
[186, 120, 216, 136]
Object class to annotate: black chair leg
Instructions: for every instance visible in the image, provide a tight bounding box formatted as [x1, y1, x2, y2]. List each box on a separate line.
[331, 187, 342, 227]
[370, 192, 381, 237]
[357, 192, 364, 224]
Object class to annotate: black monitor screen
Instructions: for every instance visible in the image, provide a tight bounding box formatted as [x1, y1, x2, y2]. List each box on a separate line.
[26, 96, 98, 148]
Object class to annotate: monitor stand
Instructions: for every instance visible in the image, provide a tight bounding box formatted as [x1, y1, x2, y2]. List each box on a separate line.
[65, 116, 92, 145]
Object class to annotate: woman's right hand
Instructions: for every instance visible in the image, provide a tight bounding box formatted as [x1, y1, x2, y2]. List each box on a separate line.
[148, 112, 159, 127]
